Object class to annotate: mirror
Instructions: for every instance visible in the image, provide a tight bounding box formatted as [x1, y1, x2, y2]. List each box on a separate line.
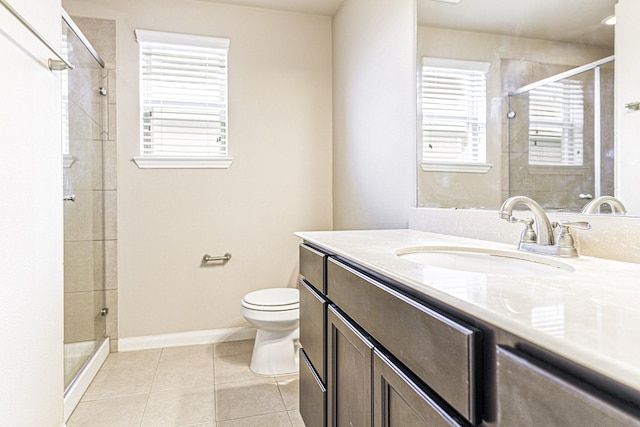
[415, 0, 627, 214]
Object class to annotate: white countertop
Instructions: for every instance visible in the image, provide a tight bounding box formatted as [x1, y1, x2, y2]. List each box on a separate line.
[296, 229, 640, 391]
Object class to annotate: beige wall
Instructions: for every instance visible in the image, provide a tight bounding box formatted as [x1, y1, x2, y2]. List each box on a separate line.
[63, 0, 333, 339]
[417, 26, 614, 210]
[332, 0, 417, 230]
[0, 0, 64, 424]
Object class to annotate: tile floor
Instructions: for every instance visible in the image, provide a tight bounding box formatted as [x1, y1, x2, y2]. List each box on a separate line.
[67, 340, 305, 427]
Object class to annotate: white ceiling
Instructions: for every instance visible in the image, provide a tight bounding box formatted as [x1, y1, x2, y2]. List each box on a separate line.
[196, 0, 616, 48]
[417, 0, 617, 48]
[196, 0, 344, 16]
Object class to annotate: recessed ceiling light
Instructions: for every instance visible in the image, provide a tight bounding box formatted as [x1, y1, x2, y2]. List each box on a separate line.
[602, 15, 616, 26]
[430, 0, 462, 3]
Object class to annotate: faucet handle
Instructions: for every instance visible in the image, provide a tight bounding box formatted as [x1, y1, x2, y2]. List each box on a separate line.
[554, 220, 592, 231]
[512, 217, 537, 243]
[552, 221, 591, 258]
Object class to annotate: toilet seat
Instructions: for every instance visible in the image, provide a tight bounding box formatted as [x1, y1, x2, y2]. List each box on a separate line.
[241, 288, 299, 312]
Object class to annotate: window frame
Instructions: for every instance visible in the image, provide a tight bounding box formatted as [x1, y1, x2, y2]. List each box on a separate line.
[133, 29, 232, 169]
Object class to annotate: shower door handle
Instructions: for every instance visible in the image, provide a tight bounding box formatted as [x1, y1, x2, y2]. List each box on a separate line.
[578, 193, 593, 200]
[63, 194, 76, 202]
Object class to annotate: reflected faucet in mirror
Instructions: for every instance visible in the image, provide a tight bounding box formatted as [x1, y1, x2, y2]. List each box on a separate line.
[499, 196, 591, 258]
[581, 196, 627, 215]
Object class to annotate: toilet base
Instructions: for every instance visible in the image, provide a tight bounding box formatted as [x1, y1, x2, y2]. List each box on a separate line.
[249, 328, 299, 375]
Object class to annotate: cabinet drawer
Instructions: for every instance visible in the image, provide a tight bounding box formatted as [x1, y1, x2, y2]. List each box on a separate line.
[300, 278, 326, 382]
[497, 347, 640, 426]
[300, 349, 326, 427]
[299, 244, 327, 293]
[327, 258, 481, 424]
[373, 349, 467, 427]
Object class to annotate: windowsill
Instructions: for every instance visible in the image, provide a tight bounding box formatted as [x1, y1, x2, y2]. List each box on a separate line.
[528, 165, 587, 175]
[421, 162, 492, 173]
[133, 156, 233, 169]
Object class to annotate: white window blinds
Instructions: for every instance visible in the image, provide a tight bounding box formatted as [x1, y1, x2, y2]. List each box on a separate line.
[528, 79, 584, 166]
[135, 30, 230, 167]
[421, 58, 489, 167]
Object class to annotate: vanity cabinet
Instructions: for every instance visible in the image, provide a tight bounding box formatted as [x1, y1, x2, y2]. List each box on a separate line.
[298, 232, 640, 427]
[300, 279, 326, 381]
[327, 258, 481, 425]
[299, 244, 329, 427]
[327, 306, 373, 427]
[373, 349, 468, 427]
[496, 347, 640, 427]
[300, 349, 326, 427]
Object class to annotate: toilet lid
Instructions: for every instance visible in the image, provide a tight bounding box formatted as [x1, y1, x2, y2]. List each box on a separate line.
[242, 288, 299, 311]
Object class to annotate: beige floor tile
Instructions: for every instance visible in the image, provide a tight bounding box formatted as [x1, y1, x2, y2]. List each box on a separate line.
[214, 352, 263, 384]
[216, 377, 286, 421]
[101, 348, 161, 372]
[160, 344, 214, 363]
[217, 411, 292, 427]
[141, 386, 216, 427]
[214, 339, 254, 358]
[182, 423, 217, 427]
[152, 355, 214, 392]
[276, 375, 299, 411]
[70, 340, 303, 426]
[288, 410, 306, 427]
[82, 364, 156, 400]
[67, 394, 147, 427]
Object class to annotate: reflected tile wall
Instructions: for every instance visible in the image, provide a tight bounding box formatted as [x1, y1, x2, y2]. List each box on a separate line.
[504, 59, 614, 212]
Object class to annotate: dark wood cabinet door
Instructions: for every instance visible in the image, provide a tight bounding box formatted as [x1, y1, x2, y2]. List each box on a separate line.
[327, 305, 373, 427]
[373, 349, 467, 427]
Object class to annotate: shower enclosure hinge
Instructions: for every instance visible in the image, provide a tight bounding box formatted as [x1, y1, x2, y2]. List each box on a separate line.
[99, 87, 107, 96]
[100, 307, 109, 316]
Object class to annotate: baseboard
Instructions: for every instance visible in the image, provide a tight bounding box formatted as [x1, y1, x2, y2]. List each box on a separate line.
[117, 326, 257, 352]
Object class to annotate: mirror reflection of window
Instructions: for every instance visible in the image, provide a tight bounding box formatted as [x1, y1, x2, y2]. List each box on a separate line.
[421, 58, 489, 167]
[528, 79, 584, 166]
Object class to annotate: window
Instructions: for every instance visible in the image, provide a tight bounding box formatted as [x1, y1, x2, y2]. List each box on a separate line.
[420, 57, 491, 173]
[528, 79, 584, 166]
[134, 30, 231, 168]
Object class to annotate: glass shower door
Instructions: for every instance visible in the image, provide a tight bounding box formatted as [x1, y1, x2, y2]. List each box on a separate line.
[61, 16, 108, 389]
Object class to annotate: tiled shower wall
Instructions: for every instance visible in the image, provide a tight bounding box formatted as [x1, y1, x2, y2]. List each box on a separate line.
[65, 17, 118, 352]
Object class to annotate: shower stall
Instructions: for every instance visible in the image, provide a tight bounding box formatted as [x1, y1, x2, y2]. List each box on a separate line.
[60, 10, 111, 418]
[507, 56, 615, 212]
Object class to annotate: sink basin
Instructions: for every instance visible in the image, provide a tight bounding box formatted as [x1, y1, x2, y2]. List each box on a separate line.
[397, 246, 574, 277]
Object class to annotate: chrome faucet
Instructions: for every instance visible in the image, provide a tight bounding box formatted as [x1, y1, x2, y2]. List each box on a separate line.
[499, 196, 555, 246]
[581, 196, 627, 215]
[499, 196, 591, 258]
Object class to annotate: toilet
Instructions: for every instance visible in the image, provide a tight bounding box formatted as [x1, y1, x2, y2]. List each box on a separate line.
[240, 288, 300, 375]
